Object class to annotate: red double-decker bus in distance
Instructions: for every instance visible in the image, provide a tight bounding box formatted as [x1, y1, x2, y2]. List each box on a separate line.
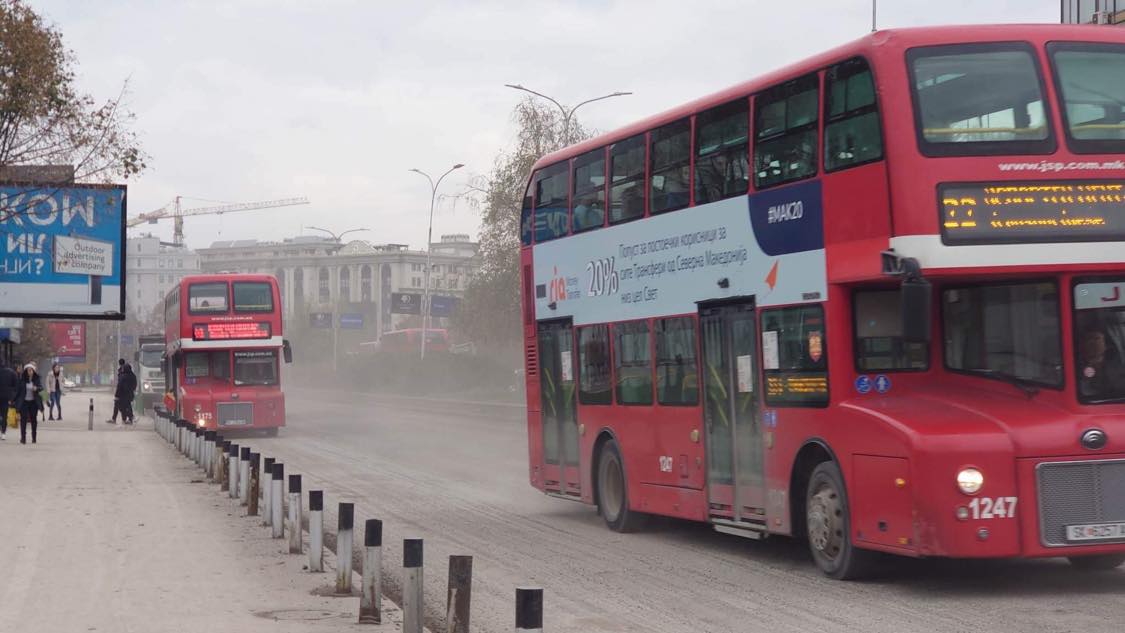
[520, 24, 1125, 579]
[164, 273, 292, 435]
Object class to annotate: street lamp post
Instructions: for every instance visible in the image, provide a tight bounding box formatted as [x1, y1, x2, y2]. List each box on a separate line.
[303, 226, 370, 373]
[504, 84, 632, 146]
[409, 164, 464, 361]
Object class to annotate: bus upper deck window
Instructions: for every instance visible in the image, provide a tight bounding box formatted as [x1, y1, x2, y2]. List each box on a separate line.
[534, 163, 569, 242]
[908, 43, 1054, 156]
[1049, 43, 1125, 154]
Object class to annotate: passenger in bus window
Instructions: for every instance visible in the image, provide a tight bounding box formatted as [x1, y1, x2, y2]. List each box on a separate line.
[1078, 328, 1125, 400]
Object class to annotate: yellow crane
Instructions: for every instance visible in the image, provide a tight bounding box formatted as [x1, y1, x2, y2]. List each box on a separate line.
[128, 195, 310, 246]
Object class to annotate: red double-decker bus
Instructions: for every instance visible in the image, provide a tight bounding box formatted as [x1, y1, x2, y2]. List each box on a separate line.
[521, 24, 1125, 578]
[164, 273, 291, 435]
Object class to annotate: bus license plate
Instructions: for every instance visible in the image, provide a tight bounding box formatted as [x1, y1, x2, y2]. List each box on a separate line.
[1066, 522, 1125, 542]
[222, 419, 249, 426]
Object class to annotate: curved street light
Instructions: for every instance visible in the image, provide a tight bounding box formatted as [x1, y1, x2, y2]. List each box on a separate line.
[409, 163, 464, 360]
[504, 84, 632, 146]
[305, 225, 370, 242]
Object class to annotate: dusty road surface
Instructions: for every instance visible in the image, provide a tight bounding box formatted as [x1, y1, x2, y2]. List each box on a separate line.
[243, 387, 1125, 633]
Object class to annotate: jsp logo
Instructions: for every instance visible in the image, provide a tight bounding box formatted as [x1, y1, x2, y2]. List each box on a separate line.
[767, 201, 804, 224]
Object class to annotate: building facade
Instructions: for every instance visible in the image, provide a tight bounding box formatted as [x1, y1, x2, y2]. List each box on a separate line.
[126, 235, 201, 320]
[196, 234, 478, 337]
[1062, 0, 1125, 24]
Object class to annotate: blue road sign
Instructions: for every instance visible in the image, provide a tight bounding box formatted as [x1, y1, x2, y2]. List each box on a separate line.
[854, 375, 872, 394]
[339, 313, 364, 329]
[874, 374, 892, 394]
[429, 295, 458, 317]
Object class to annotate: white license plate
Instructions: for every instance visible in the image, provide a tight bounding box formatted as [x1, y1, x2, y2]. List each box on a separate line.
[221, 419, 249, 426]
[1066, 522, 1125, 542]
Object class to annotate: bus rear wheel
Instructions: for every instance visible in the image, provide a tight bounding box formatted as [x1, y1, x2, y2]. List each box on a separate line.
[1067, 554, 1125, 571]
[805, 461, 875, 580]
[596, 439, 646, 533]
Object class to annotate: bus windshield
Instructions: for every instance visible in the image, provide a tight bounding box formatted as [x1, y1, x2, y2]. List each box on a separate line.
[233, 282, 274, 313]
[1050, 43, 1125, 147]
[1073, 280, 1125, 404]
[234, 350, 278, 386]
[910, 44, 1048, 151]
[942, 282, 1062, 388]
[139, 349, 162, 367]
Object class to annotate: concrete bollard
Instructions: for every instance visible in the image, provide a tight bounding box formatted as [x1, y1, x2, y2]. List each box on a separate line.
[228, 443, 240, 499]
[222, 442, 234, 492]
[88, 398, 93, 431]
[288, 474, 302, 554]
[403, 538, 424, 633]
[248, 453, 261, 517]
[335, 503, 354, 594]
[515, 587, 543, 633]
[193, 429, 202, 465]
[308, 490, 324, 572]
[176, 421, 183, 453]
[239, 447, 251, 506]
[446, 555, 473, 633]
[204, 431, 216, 477]
[261, 458, 274, 526]
[271, 463, 285, 539]
[359, 519, 383, 625]
[213, 436, 225, 482]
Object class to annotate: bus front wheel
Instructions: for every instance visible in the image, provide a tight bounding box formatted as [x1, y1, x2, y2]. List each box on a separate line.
[596, 439, 646, 533]
[805, 461, 875, 580]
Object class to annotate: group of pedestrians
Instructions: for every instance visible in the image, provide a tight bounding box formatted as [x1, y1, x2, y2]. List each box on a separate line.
[0, 362, 65, 444]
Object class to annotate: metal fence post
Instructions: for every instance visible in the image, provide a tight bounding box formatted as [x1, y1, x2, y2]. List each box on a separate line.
[228, 443, 240, 499]
[88, 398, 93, 431]
[288, 474, 302, 554]
[308, 490, 324, 572]
[239, 447, 251, 505]
[271, 463, 285, 539]
[336, 503, 354, 594]
[516, 587, 543, 633]
[403, 538, 423, 633]
[359, 519, 383, 624]
[446, 555, 472, 633]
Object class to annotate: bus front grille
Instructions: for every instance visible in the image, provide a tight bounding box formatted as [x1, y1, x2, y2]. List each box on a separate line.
[217, 402, 253, 427]
[1037, 459, 1125, 546]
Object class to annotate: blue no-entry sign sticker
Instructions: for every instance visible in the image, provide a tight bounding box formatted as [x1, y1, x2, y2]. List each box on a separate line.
[874, 374, 892, 394]
[854, 375, 872, 394]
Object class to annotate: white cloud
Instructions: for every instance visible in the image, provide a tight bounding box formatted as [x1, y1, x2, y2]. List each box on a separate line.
[31, 0, 1058, 249]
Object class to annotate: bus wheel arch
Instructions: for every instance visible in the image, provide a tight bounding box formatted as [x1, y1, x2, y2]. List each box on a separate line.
[789, 439, 836, 540]
[592, 430, 647, 533]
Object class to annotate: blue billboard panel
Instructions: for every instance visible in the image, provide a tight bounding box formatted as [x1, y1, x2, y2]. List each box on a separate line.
[429, 295, 458, 318]
[0, 184, 127, 319]
[339, 313, 364, 329]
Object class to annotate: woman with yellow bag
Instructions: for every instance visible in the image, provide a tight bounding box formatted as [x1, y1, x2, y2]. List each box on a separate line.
[0, 362, 18, 441]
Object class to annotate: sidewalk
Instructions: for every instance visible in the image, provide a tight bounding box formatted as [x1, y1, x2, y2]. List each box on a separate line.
[0, 392, 401, 633]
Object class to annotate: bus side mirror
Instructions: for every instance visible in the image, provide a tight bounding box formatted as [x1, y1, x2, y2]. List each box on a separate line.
[901, 277, 932, 344]
[283, 339, 293, 364]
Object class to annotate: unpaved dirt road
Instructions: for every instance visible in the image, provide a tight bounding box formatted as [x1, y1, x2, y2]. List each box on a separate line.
[246, 387, 1124, 633]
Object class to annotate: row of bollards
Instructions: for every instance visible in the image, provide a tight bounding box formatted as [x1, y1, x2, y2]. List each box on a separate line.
[153, 415, 544, 631]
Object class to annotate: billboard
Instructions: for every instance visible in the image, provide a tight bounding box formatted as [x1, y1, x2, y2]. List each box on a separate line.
[0, 184, 127, 319]
[429, 295, 459, 318]
[309, 312, 332, 329]
[391, 292, 421, 315]
[339, 313, 364, 329]
[48, 321, 86, 358]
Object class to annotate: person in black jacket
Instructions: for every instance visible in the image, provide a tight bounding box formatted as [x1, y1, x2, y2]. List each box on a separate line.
[17, 364, 42, 444]
[0, 363, 17, 441]
[115, 363, 138, 425]
[106, 358, 126, 424]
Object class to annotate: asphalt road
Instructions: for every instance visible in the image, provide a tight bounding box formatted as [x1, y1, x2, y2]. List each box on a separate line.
[243, 387, 1125, 633]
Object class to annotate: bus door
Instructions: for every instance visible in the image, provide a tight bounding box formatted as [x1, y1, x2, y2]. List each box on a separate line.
[700, 300, 766, 527]
[536, 319, 581, 497]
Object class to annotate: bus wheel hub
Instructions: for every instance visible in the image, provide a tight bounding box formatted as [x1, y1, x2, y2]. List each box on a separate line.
[808, 486, 843, 558]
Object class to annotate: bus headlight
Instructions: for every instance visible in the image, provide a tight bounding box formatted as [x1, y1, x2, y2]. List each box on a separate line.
[143, 382, 152, 392]
[956, 468, 984, 495]
[196, 418, 206, 428]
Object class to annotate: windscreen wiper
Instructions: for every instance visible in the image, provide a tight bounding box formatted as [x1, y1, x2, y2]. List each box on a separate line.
[965, 368, 1041, 399]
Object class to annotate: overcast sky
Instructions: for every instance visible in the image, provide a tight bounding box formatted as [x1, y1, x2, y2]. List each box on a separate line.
[32, 0, 1058, 250]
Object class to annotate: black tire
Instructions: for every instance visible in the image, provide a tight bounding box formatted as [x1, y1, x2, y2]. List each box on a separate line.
[805, 461, 876, 580]
[1067, 554, 1125, 571]
[596, 439, 647, 533]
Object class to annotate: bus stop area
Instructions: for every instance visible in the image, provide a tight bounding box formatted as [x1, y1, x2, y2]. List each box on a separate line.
[0, 391, 405, 633]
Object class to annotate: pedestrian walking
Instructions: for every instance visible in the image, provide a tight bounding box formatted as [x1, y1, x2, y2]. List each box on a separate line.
[106, 359, 126, 424]
[115, 363, 138, 425]
[0, 363, 17, 441]
[17, 364, 42, 444]
[47, 363, 64, 421]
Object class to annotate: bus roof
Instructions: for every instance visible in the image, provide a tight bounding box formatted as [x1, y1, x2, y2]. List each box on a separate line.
[531, 23, 1125, 171]
[179, 273, 278, 283]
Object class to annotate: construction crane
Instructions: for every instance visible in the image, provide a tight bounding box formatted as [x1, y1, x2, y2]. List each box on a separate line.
[128, 195, 310, 246]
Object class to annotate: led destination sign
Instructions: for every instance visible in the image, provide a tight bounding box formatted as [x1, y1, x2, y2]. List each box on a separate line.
[940, 181, 1125, 245]
[192, 321, 272, 341]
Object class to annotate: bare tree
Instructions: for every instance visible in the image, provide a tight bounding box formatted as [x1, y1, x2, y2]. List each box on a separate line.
[0, 0, 146, 200]
[454, 98, 591, 357]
